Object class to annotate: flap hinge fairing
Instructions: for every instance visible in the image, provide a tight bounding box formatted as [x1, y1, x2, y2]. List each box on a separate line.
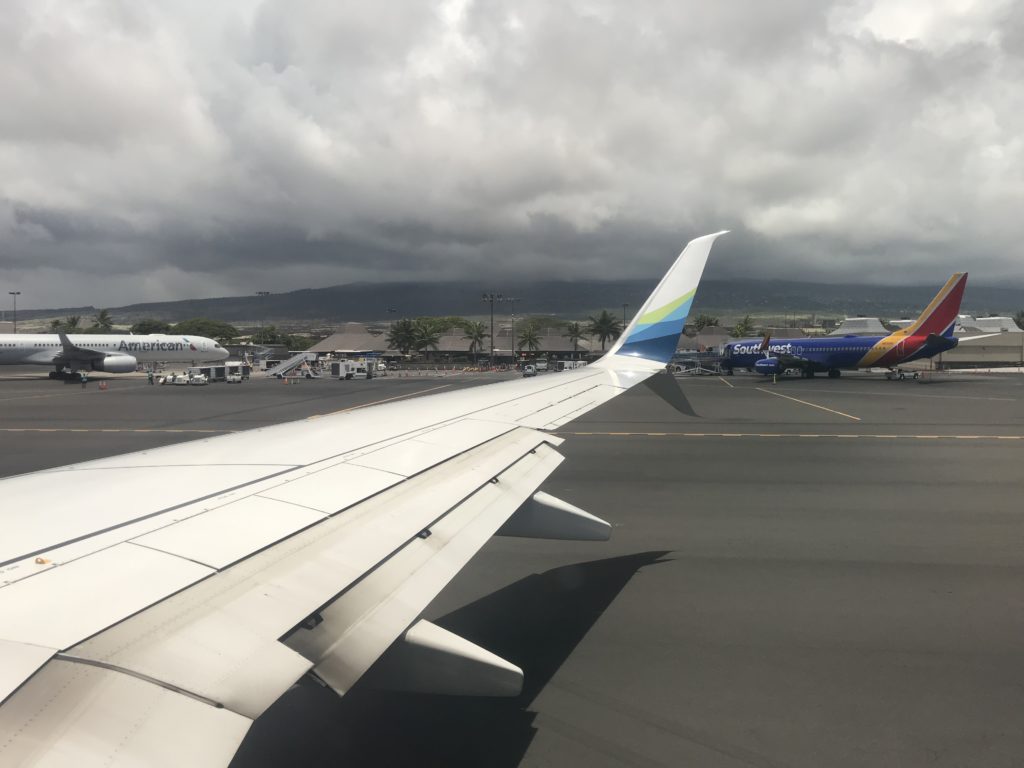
[364, 620, 522, 697]
[497, 491, 611, 541]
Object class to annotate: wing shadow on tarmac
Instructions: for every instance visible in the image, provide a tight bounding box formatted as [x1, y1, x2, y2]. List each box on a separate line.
[232, 551, 669, 768]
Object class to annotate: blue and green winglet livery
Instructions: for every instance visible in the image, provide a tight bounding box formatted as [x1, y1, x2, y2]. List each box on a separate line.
[604, 231, 727, 365]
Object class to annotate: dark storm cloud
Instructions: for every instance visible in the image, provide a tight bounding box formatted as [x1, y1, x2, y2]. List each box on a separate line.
[1, 0, 1022, 307]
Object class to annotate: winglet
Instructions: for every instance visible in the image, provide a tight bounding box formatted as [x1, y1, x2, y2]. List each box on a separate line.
[603, 231, 727, 364]
[57, 333, 76, 355]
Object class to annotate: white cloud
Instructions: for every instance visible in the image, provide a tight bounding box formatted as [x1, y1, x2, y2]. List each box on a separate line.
[1, 0, 1022, 306]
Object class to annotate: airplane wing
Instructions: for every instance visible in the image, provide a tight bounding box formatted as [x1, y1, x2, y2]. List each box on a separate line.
[0, 231, 727, 767]
[56, 332, 107, 362]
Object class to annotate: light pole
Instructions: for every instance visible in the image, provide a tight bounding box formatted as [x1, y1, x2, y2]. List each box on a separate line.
[481, 293, 512, 364]
[506, 297, 521, 364]
[622, 303, 629, 328]
[9, 291, 21, 334]
[255, 291, 270, 340]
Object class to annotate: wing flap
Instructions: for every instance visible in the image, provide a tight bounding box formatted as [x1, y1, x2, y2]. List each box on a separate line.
[0, 639, 56, 706]
[0, 543, 213, 649]
[288, 440, 564, 695]
[0, 659, 251, 768]
[42, 428, 556, 723]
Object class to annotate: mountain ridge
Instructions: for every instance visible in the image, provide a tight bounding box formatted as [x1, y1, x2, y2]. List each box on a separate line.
[12, 278, 1024, 326]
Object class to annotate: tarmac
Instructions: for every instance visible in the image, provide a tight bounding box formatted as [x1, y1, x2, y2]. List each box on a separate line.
[2, 366, 1024, 767]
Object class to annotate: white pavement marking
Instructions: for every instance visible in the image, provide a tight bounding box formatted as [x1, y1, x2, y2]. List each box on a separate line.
[755, 387, 861, 421]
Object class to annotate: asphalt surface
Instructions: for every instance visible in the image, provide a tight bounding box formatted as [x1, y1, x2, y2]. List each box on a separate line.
[2, 367, 1024, 767]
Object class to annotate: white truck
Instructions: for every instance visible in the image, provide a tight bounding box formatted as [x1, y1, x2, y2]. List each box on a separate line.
[556, 360, 588, 372]
[331, 360, 375, 380]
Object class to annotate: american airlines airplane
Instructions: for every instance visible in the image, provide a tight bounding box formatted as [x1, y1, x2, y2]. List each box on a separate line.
[0, 332, 229, 378]
[0, 232, 726, 766]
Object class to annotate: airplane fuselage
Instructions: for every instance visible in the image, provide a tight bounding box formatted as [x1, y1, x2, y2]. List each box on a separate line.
[723, 332, 958, 375]
[0, 334, 229, 370]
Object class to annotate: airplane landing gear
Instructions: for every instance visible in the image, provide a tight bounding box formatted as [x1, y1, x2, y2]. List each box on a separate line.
[801, 367, 815, 378]
[827, 369, 841, 379]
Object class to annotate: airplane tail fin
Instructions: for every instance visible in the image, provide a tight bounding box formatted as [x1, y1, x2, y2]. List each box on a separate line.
[897, 272, 968, 339]
[603, 231, 727, 365]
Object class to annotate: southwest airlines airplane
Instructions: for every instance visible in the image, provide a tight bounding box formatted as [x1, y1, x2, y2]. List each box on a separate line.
[0, 232, 727, 767]
[722, 272, 969, 378]
[0, 332, 229, 377]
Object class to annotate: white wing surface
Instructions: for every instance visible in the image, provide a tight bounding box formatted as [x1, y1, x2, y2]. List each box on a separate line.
[0, 232, 726, 767]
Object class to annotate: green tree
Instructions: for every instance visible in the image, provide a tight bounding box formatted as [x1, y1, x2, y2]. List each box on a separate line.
[386, 318, 417, 355]
[517, 324, 541, 353]
[586, 309, 623, 351]
[172, 318, 239, 341]
[462, 321, 488, 362]
[283, 334, 315, 350]
[429, 316, 468, 334]
[694, 313, 720, 331]
[563, 322, 585, 357]
[412, 318, 441, 359]
[251, 325, 285, 345]
[130, 318, 172, 335]
[91, 309, 114, 332]
[61, 315, 82, 332]
[730, 315, 757, 337]
[1013, 310, 1024, 331]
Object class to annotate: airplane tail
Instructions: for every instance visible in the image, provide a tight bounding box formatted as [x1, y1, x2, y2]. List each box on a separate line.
[895, 272, 968, 339]
[603, 231, 728, 364]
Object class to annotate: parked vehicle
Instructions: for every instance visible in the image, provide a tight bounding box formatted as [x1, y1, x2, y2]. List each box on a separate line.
[556, 360, 588, 372]
[522, 364, 537, 377]
[226, 372, 243, 383]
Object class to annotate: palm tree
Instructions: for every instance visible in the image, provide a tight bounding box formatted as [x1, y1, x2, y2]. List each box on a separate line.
[694, 313, 719, 331]
[62, 315, 81, 332]
[462, 321, 488, 363]
[92, 309, 113, 332]
[386, 318, 417, 355]
[586, 310, 623, 351]
[563, 322, 585, 358]
[517, 325, 541, 353]
[731, 315, 757, 337]
[412, 319, 441, 360]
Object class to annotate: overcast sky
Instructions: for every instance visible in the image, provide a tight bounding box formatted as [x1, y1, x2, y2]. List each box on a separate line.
[1, 0, 1022, 308]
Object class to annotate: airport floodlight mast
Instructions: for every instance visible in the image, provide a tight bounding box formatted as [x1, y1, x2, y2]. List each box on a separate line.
[256, 291, 270, 332]
[9, 291, 20, 334]
[482, 292, 512, 361]
[622, 303, 629, 327]
[506, 297, 521, 361]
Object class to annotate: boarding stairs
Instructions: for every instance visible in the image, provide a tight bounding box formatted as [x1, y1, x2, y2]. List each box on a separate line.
[265, 352, 318, 378]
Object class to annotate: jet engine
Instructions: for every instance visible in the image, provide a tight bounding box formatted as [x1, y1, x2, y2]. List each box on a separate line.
[754, 357, 783, 375]
[91, 355, 138, 373]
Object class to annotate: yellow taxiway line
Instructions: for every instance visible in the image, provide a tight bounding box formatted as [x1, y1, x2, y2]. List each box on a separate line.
[755, 387, 861, 421]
